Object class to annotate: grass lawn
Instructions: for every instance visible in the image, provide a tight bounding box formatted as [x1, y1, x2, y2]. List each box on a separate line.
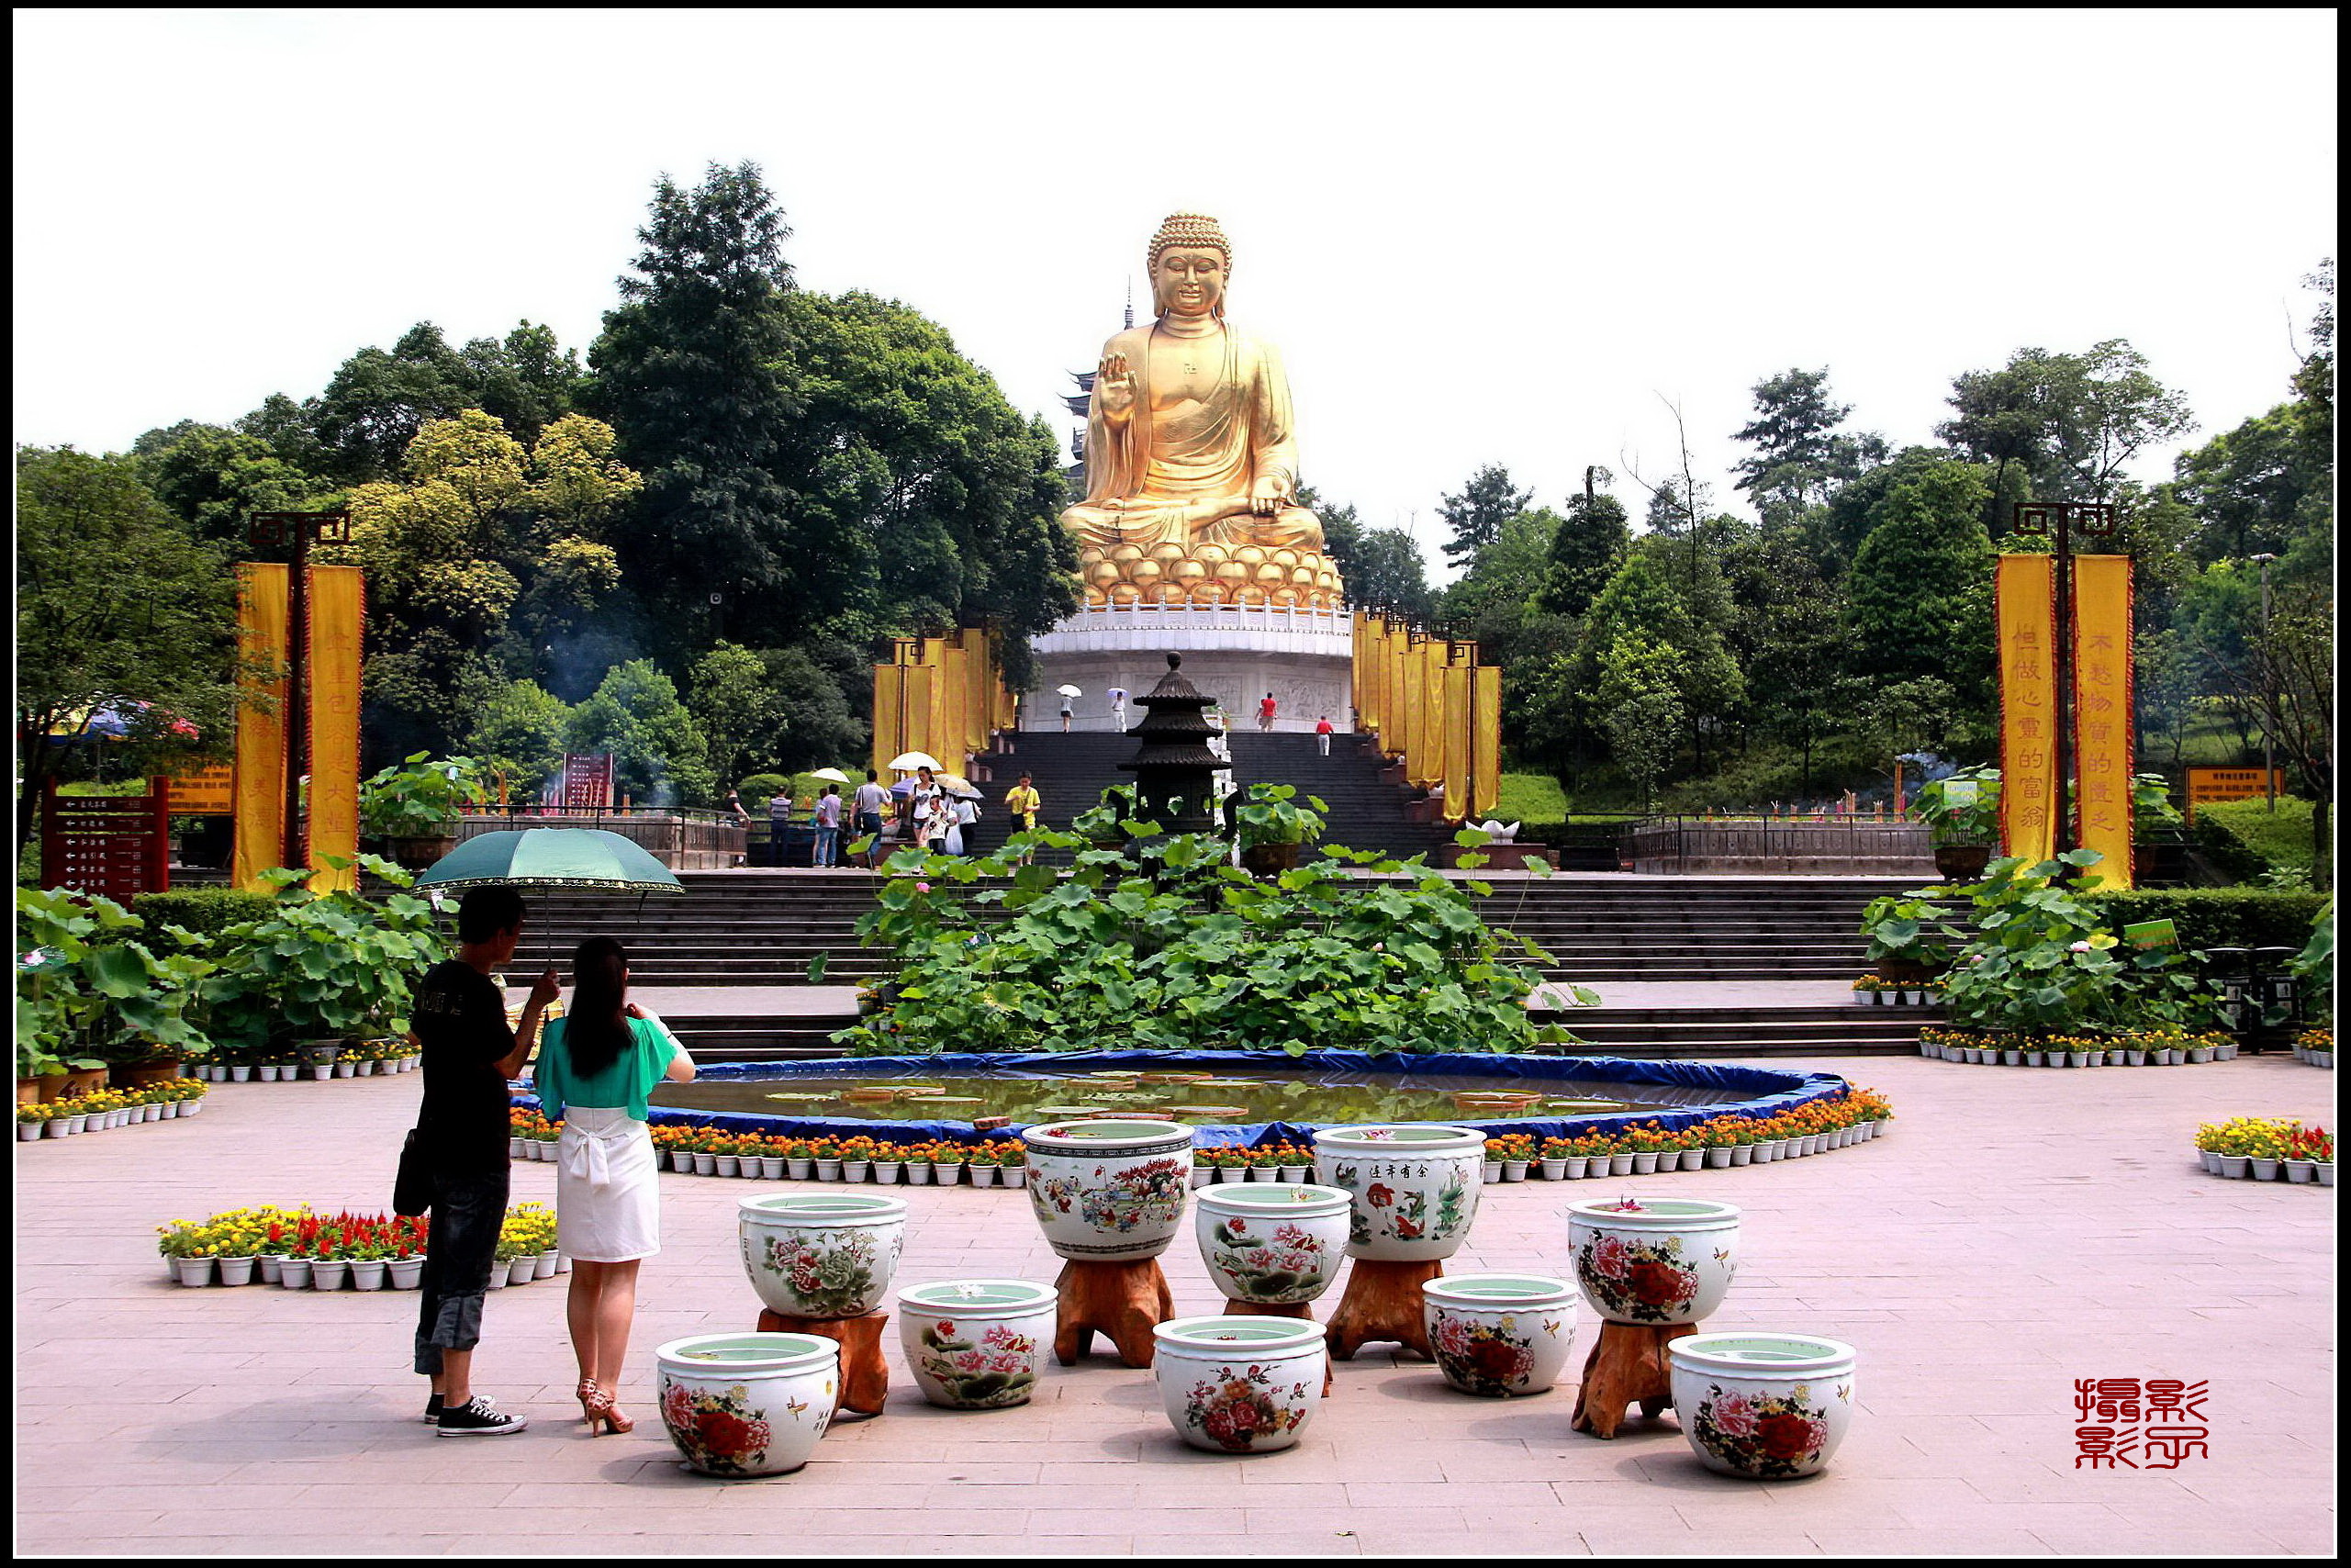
[2200, 794, 2323, 872]
[1496, 772, 1568, 822]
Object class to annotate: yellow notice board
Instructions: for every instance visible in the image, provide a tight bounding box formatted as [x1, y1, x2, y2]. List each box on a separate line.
[169, 763, 234, 814]
[2184, 767, 2286, 820]
[2070, 554, 2133, 888]
[1995, 554, 2058, 866]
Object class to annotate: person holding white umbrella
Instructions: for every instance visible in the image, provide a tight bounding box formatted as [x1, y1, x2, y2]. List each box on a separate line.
[1057, 684, 1080, 732]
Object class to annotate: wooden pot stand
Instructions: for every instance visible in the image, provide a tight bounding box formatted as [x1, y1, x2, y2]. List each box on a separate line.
[755, 1308, 890, 1418]
[1570, 1321, 1696, 1439]
[1052, 1258, 1176, 1369]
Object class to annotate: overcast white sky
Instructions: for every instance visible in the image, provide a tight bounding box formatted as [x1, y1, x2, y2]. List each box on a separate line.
[13, 9, 2337, 576]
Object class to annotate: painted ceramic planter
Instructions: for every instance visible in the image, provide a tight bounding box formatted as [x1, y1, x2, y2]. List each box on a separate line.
[1421, 1274, 1578, 1397]
[1152, 1316, 1327, 1454]
[897, 1279, 1057, 1409]
[739, 1193, 906, 1319]
[655, 1332, 837, 1478]
[1668, 1332, 1857, 1479]
[1311, 1124, 1484, 1261]
[1567, 1197, 1741, 1326]
[1023, 1119, 1193, 1262]
[1194, 1182, 1350, 1305]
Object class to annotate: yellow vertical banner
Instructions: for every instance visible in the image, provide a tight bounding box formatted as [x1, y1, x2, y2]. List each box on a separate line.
[964, 631, 991, 756]
[304, 566, 364, 894]
[1441, 654, 1472, 822]
[937, 637, 966, 770]
[1400, 639, 1427, 785]
[1995, 554, 2059, 867]
[872, 659, 904, 778]
[1350, 613, 1365, 731]
[2072, 554, 2135, 889]
[1389, 635, 1410, 761]
[1472, 663, 1503, 819]
[231, 564, 290, 893]
[904, 644, 935, 767]
[1416, 637, 1448, 789]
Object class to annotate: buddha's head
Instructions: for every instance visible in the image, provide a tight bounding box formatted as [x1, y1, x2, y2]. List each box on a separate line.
[1148, 212, 1230, 320]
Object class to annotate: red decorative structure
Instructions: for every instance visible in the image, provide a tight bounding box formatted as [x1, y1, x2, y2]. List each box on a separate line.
[41, 778, 171, 900]
[561, 753, 614, 812]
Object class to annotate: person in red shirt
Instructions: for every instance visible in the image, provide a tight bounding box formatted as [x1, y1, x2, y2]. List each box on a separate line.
[1315, 714, 1334, 756]
[1258, 692, 1277, 732]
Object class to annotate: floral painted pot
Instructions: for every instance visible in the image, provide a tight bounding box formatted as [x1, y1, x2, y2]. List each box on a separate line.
[656, 1332, 837, 1478]
[897, 1280, 1057, 1409]
[739, 1193, 906, 1319]
[1311, 1124, 1483, 1261]
[1421, 1274, 1578, 1397]
[1669, 1332, 1857, 1478]
[1023, 1119, 1193, 1262]
[1152, 1316, 1327, 1455]
[1567, 1197, 1741, 1326]
[1193, 1182, 1350, 1305]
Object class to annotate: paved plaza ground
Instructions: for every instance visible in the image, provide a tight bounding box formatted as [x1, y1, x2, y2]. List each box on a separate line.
[14, 1051, 2336, 1555]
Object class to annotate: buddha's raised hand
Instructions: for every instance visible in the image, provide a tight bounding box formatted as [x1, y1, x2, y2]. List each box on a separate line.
[1096, 351, 1135, 419]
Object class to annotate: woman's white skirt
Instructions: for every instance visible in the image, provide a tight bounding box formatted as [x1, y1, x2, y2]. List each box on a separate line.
[554, 1104, 660, 1262]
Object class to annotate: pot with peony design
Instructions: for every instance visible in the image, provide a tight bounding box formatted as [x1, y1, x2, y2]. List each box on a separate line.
[1567, 1197, 1741, 1326]
[656, 1332, 838, 1478]
[1668, 1332, 1857, 1479]
[739, 1193, 907, 1319]
[1193, 1182, 1349, 1305]
[1022, 1120, 1194, 1262]
[1152, 1316, 1327, 1454]
[897, 1280, 1057, 1409]
[1311, 1125, 1484, 1262]
[1421, 1274, 1578, 1396]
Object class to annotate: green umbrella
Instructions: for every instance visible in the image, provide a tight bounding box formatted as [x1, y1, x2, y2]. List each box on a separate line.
[416, 829, 686, 894]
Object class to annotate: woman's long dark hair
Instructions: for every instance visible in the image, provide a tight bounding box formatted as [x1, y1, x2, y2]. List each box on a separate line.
[564, 935, 632, 1078]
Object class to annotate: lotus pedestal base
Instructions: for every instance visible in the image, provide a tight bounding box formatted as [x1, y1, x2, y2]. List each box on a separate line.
[1223, 1299, 1334, 1394]
[755, 1309, 890, 1417]
[1571, 1320, 1696, 1439]
[1054, 1259, 1175, 1369]
[1326, 1259, 1443, 1361]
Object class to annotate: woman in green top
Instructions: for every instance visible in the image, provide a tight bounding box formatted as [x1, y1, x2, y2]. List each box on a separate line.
[534, 935, 696, 1435]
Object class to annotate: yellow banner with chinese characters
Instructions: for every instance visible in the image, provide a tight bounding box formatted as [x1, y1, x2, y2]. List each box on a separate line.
[1472, 663, 1503, 819]
[1441, 654, 1472, 822]
[870, 659, 904, 778]
[2071, 554, 2134, 889]
[1995, 554, 2058, 867]
[231, 564, 290, 893]
[305, 566, 364, 894]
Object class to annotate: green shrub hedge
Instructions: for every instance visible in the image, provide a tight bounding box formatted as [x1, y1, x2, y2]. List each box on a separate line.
[2088, 888, 2327, 956]
[2195, 796, 2318, 880]
[129, 890, 275, 954]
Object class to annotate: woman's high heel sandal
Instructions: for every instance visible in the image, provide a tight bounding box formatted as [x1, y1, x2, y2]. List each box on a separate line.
[577, 1378, 602, 1429]
[583, 1383, 633, 1435]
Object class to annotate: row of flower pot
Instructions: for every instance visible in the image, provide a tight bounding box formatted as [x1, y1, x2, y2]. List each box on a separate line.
[2193, 1117, 2334, 1184]
[17, 1081, 207, 1138]
[1850, 979, 1943, 1005]
[196, 1053, 418, 1083]
[164, 1250, 573, 1289]
[1921, 1028, 2237, 1067]
[154, 1204, 563, 1286]
[2293, 1029, 2334, 1069]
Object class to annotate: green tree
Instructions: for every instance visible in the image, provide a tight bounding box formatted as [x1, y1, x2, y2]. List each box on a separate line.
[129, 423, 338, 549]
[308, 322, 482, 483]
[1596, 634, 1685, 811]
[1574, 545, 1742, 769]
[588, 162, 806, 655]
[1844, 459, 1995, 703]
[1730, 367, 1887, 526]
[1435, 464, 1531, 567]
[758, 645, 867, 773]
[1538, 478, 1630, 619]
[687, 641, 784, 789]
[16, 449, 246, 853]
[1937, 341, 2195, 507]
[465, 679, 572, 800]
[565, 660, 715, 806]
[1439, 506, 1561, 641]
[1345, 526, 1435, 623]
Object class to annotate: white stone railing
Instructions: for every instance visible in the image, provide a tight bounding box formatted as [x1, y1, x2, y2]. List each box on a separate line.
[1034, 601, 1355, 655]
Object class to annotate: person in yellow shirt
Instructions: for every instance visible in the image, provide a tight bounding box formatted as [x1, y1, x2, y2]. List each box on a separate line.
[1003, 774, 1041, 863]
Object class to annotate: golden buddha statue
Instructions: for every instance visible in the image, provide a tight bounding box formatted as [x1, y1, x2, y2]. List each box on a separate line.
[1063, 213, 1345, 610]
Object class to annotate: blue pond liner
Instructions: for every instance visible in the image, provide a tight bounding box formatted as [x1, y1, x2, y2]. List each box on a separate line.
[515, 1048, 1853, 1151]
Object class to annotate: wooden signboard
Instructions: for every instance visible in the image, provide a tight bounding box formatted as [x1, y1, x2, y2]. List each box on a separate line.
[2183, 767, 2286, 822]
[41, 778, 171, 899]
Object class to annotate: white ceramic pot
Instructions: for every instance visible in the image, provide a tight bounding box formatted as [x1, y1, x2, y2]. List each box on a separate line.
[1152, 1316, 1327, 1455]
[1669, 1332, 1857, 1479]
[1193, 1182, 1350, 1305]
[1567, 1197, 1741, 1326]
[2218, 1155, 2249, 1178]
[1023, 1120, 1193, 1262]
[311, 1260, 350, 1290]
[897, 1280, 1057, 1409]
[173, 1257, 215, 1287]
[389, 1257, 425, 1289]
[350, 1260, 387, 1291]
[739, 1193, 907, 1319]
[533, 1249, 559, 1280]
[507, 1255, 536, 1285]
[1422, 1274, 1578, 1397]
[1312, 1125, 1484, 1262]
[656, 1332, 838, 1477]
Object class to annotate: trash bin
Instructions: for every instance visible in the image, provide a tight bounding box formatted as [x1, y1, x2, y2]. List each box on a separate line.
[2205, 947, 2254, 1036]
[2252, 946, 2301, 1029]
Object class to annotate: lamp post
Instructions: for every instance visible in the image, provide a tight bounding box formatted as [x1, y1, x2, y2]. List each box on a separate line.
[248, 510, 351, 871]
[2249, 553, 2278, 811]
[2011, 501, 2118, 863]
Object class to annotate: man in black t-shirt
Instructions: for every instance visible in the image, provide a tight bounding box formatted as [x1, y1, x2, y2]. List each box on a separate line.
[409, 886, 558, 1435]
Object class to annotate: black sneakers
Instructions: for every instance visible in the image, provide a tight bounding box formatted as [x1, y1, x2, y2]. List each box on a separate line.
[421, 1393, 444, 1425]
[436, 1395, 528, 1436]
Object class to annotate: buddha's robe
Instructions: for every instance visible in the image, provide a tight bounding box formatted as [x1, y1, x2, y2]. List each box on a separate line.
[1061, 321, 1326, 554]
